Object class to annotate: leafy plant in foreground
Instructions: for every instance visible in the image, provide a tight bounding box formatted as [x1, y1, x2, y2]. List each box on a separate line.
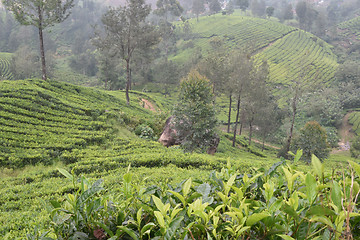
[35, 152, 360, 239]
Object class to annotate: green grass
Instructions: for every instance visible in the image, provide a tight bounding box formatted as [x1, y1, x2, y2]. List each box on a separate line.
[0, 52, 13, 80]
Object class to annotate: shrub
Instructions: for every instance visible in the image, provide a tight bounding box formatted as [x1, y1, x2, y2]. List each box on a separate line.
[292, 121, 330, 162]
[36, 155, 360, 240]
[351, 136, 360, 158]
[134, 124, 155, 140]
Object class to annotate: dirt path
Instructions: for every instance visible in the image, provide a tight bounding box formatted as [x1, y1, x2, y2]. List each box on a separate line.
[332, 112, 355, 153]
[141, 98, 157, 112]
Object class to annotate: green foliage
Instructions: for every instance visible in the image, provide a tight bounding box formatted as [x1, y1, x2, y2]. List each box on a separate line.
[292, 121, 330, 162]
[173, 70, 217, 152]
[36, 153, 360, 239]
[134, 124, 155, 140]
[350, 136, 360, 158]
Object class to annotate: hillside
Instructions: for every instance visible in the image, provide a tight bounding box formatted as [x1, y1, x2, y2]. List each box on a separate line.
[349, 111, 360, 135]
[337, 15, 360, 46]
[0, 52, 13, 80]
[0, 79, 286, 238]
[173, 13, 338, 103]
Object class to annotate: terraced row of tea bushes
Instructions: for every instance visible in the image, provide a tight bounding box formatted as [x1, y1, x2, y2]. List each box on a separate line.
[0, 140, 266, 238]
[0, 52, 13, 80]
[0, 79, 159, 168]
[337, 16, 360, 40]
[254, 30, 338, 104]
[30, 154, 360, 239]
[0, 128, 282, 239]
[349, 111, 360, 135]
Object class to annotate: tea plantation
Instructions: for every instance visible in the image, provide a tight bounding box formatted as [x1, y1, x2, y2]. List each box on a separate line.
[349, 111, 360, 135]
[0, 79, 283, 239]
[337, 16, 360, 40]
[173, 13, 338, 104]
[0, 52, 13, 80]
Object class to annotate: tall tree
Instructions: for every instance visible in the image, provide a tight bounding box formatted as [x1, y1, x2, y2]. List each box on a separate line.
[282, 3, 293, 22]
[266, 6, 275, 18]
[228, 51, 252, 147]
[93, 0, 159, 105]
[173, 70, 218, 152]
[155, 0, 183, 21]
[192, 0, 205, 21]
[243, 60, 270, 146]
[3, 0, 74, 80]
[209, 0, 222, 15]
[251, 0, 266, 17]
[237, 0, 249, 12]
[154, 0, 183, 60]
[281, 64, 312, 159]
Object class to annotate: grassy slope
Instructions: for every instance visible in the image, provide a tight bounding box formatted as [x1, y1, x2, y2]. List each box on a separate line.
[172, 12, 338, 104]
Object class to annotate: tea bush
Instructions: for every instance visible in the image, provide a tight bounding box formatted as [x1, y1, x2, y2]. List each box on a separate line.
[34, 152, 360, 239]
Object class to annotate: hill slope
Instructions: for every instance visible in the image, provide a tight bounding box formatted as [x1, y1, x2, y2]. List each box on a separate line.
[0, 79, 158, 168]
[173, 13, 338, 102]
[0, 79, 284, 238]
[0, 52, 13, 80]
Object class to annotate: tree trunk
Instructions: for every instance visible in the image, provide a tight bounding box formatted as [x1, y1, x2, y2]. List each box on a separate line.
[232, 95, 241, 147]
[126, 58, 130, 105]
[38, 6, 47, 81]
[227, 94, 232, 133]
[262, 132, 266, 151]
[239, 111, 245, 135]
[249, 114, 254, 146]
[285, 94, 297, 155]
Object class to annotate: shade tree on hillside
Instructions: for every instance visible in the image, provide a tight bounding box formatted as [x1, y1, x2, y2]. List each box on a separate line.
[154, 0, 183, 21]
[197, 37, 229, 96]
[93, 0, 159, 105]
[280, 64, 314, 159]
[291, 121, 330, 162]
[281, 2, 293, 22]
[154, 0, 183, 60]
[295, 1, 318, 32]
[10, 45, 55, 80]
[172, 70, 218, 152]
[251, 0, 266, 17]
[192, 0, 205, 21]
[266, 6, 275, 18]
[3, 0, 75, 80]
[237, 0, 249, 12]
[153, 59, 181, 96]
[228, 50, 252, 147]
[209, 0, 222, 15]
[242, 60, 270, 145]
[97, 48, 124, 90]
[301, 88, 343, 128]
[335, 60, 360, 109]
[255, 97, 284, 151]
